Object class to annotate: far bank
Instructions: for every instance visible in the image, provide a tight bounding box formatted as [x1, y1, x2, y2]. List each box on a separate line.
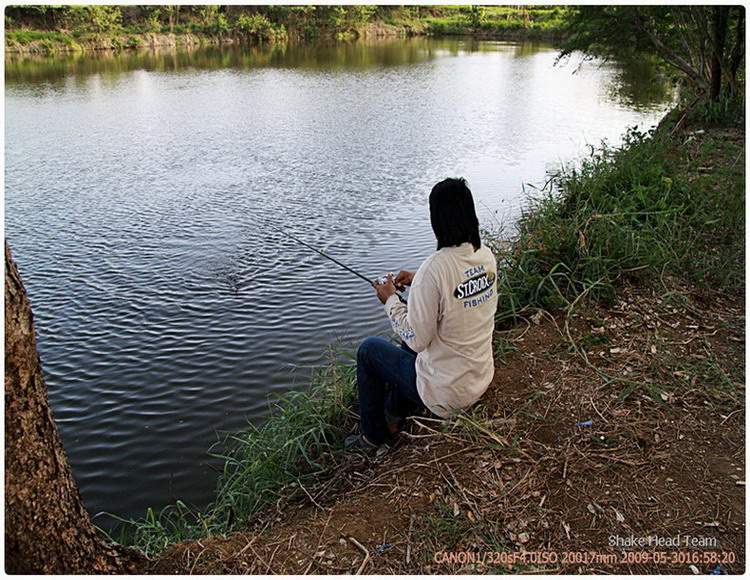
[5, 5, 567, 55]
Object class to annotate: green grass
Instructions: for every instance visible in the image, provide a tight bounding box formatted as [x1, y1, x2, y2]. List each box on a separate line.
[423, 6, 568, 37]
[648, 347, 744, 411]
[5, 29, 80, 50]
[493, 332, 521, 365]
[210, 349, 357, 521]
[490, 107, 745, 324]
[422, 497, 482, 545]
[694, 95, 745, 127]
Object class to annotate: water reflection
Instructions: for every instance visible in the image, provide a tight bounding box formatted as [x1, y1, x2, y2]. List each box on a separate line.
[5, 38, 512, 83]
[7, 38, 673, 111]
[609, 52, 676, 111]
[555, 50, 674, 112]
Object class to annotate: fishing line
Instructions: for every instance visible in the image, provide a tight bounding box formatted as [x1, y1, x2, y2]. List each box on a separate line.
[265, 222, 376, 285]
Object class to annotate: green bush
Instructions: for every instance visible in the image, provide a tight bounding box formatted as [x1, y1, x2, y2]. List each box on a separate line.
[695, 96, 744, 127]
[204, 13, 229, 36]
[65, 5, 122, 35]
[235, 13, 285, 42]
[426, 17, 467, 36]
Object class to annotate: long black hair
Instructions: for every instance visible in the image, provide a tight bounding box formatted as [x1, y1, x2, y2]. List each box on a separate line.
[429, 177, 481, 252]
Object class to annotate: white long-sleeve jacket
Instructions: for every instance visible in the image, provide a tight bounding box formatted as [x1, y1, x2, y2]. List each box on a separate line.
[384, 242, 498, 418]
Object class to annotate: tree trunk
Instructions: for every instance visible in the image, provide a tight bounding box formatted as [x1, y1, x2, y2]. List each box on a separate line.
[634, 8, 711, 93]
[5, 241, 145, 574]
[729, 6, 745, 92]
[710, 5, 730, 101]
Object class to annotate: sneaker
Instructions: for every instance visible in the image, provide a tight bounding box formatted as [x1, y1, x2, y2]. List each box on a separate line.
[343, 433, 380, 452]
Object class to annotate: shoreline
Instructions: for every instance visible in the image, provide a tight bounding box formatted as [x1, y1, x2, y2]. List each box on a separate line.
[5, 25, 564, 57]
[126, 105, 745, 570]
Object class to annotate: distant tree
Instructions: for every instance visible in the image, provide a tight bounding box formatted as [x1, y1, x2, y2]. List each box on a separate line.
[560, 6, 745, 101]
[312, 5, 376, 34]
[163, 5, 180, 33]
[462, 5, 487, 30]
[65, 5, 122, 35]
[5, 242, 145, 573]
[4, 5, 66, 30]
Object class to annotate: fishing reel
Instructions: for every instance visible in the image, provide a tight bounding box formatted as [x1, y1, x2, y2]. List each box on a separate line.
[374, 272, 408, 304]
[374, 272, 395, 285]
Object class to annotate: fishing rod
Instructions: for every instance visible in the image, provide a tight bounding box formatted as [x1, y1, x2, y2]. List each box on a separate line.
[267, 223, 386, 286]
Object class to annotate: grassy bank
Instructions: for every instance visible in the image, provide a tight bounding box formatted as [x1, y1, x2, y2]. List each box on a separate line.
[122, 99, 744, 561]
[494, 99, 745, 322]
[5, 5, 568, 54]
[420, 5, 567, 40]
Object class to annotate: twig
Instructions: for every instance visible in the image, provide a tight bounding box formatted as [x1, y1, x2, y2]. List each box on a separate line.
[511, 315, 534, 341]
[188, 547, 209, 575]
[410, 415, 446, 423]
[590, 394, 607, 422]
[248, 545, 273, 575]
[348, 536, 371, 575]
[411, 418, 444, 434]
[588, 453, 646, 467]
[236, 523, 269, 557]
[720, 408, 744, 425]
[405, 514, 415, 566]
[299, 480, 330, 512]
[292, 547, 351, 573]
[421, 446, 483, 465]
[503, 467, 533, 499]
[401, 431, 441, 440]
[266, 544, 281, 574]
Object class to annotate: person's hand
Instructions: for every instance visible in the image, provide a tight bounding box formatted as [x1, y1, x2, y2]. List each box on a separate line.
[372, 273, 397, 304]
[394, 270, 414, 291]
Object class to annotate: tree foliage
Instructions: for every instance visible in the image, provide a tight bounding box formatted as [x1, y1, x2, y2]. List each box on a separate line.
[5, 4, 383, 41]
[561, 6, 745, 100]
[66, 5, 123, 35]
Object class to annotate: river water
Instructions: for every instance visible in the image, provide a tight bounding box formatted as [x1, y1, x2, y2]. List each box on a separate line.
[5, 38, 672, 528]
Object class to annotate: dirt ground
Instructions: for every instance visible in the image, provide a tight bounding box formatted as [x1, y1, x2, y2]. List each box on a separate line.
[147, 280, 744, 575]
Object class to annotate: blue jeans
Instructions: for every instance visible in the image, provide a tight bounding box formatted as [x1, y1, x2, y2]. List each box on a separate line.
[356, 336, 424, 445]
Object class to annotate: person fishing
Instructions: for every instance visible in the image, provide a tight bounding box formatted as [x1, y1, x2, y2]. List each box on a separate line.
[344, 177, 498, 452]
